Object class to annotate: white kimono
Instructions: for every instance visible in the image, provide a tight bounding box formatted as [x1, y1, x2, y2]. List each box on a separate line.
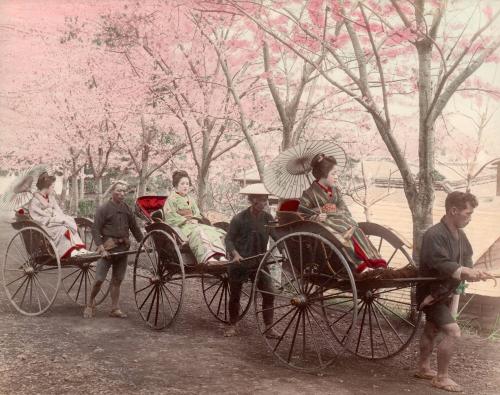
[28, 192, 85, 258]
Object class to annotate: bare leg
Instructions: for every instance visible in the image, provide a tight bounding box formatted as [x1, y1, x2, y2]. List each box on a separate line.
[83, 280, 103, 318]
[416, 320, 438, 378]
[432, 323, 462, 391]
[110, 280, 122, 311]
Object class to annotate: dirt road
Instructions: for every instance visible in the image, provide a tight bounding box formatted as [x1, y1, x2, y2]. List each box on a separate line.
[0, 220, 499, 394]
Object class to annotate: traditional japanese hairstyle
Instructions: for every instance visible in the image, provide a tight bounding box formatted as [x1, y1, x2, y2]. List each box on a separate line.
[172, 170, 191, 187]
[310, 153, 337, 181]
[36, 171, 56, 190]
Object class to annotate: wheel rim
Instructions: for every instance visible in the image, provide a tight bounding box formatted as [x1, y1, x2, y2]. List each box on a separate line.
[254, 232, 357, 372]
[335, 225, 421, 359]
[134, 229, 185, 330]
[62, 219, 109, 306]
[3, 226, 61, 316]
[201, 273, 252, 324]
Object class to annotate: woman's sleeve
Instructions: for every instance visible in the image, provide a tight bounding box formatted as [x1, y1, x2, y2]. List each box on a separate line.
[164, 196, 187, 227]
[29, 199, 51, 226]
[299, 189, 313, 209]
[335, 187, 352, 216]
[191, 197, 202, 219]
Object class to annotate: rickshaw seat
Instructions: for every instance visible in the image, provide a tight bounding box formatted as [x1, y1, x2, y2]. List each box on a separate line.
[135, 196, 167, 222]
[278, 199, 300, 212]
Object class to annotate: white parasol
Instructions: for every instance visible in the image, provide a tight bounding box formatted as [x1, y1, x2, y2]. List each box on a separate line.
[0, 165, 48, 210]
[263, 141, 347, 199]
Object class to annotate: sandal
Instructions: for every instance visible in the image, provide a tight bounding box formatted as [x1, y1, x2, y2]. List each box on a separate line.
[109, 309, 128, 318]
[83, 306, 95, 319]
[223, 326, 238, 337]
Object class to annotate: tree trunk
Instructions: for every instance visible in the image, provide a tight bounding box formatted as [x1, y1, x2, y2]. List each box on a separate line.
[95, 176, 103, 207]
[60, 171, 69, 210]
[197, 164, 210, 214]
[69, 174, 79, 216]
[137, 152, 150, 197]
[412, 35, 436, 263]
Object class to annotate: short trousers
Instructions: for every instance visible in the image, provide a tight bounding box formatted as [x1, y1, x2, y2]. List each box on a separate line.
[95, 254, 128, 283]
[423, 300, 455, 327]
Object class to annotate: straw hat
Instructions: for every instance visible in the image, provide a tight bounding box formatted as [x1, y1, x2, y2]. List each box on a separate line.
[238, 183, 270, 196]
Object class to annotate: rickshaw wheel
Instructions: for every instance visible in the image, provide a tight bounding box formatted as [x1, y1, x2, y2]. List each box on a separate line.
[201, 272, 252, 324]
[133, 229, 185, 330]
[61, 218, 110, 306]
[3, 226, 61, 316]
[254, 232, 357, 372]
[333, 222, 422, 360]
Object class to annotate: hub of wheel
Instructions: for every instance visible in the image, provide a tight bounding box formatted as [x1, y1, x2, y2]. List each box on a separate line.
[362, 290, 376, 303]
[24, 266, 35, 276]
[290, 294, 308, 307]
[149, 275, 161, 284]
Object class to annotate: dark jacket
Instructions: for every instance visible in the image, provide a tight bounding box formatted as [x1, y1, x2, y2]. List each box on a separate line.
[417, 218, 473, 304]
[92, 199, 143, 251]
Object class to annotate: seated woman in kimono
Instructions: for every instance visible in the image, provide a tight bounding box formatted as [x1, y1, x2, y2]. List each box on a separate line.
[300, 154, 386, 272]
[165, 170, 226, 264]
[29, 172, 88, 258]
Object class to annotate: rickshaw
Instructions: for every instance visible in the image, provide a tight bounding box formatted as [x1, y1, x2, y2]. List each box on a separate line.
[132, 196, 263, 329]
[2, 209, 123, 315]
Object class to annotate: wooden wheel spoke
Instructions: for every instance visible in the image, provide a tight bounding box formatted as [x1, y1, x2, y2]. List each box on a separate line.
[33, 277, 51, 304]
[373, 285, 409, 296]
[376, 296, 412, 306]
[146, 287, 158, 322]
[371, 302, 390, 355]
[215, 281, 226, 319]
[207, 281, 224, 307]
[154, 285, 161, 327]
[386, 248, 398, 265]
[305, 307, 339, 354]
[286, 310, 303, 363]
[261, 305, 296, 336]
[203, 279, 221, 293]
[135, 282, 154, 295]
[371, 302, 405, 344]
[19, 277, 32, 309]
[282, 243, 302, 294]
[256, 288, 295, 301]
[162, 283, 181, 304]
[255, 301, 292, 314]
[303, 309, 323, 366]
[5, 273, 27, 288]
[272, 308, 300, 353]
[368, 304, 375, 358]
[62, 268, 81, 281]
[373, 300, 415, 328]
[10, 276, 29, 299]
[355, 302, 369, 353]
[159, 286, 174, 320]
[138, 285, 156, 310]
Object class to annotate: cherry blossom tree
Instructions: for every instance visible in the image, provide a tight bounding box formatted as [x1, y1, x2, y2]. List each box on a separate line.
[201, 0, 500, 257]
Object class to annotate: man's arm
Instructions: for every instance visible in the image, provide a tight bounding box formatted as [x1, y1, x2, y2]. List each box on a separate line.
[424, 233, 461, 278]
[225, 215, 242, 261]
[92, 205, 105, 248]
[128, 208, 144, 243]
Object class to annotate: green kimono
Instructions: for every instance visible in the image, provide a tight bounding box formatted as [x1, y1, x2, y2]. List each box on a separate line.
[300, 182, 381, 266]
[165, 192, 226, 263]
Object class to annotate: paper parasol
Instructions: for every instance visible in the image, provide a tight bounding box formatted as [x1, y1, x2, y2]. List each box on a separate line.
[263, 141, 346, 199]
[0, 165, 48, 210]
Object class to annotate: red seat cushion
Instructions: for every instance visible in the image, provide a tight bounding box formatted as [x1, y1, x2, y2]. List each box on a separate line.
[136, 196, 167, 219]
[278, 199, 300, 212]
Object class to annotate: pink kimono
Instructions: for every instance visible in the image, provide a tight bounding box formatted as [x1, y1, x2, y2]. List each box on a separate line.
[29, 192, 85, 258]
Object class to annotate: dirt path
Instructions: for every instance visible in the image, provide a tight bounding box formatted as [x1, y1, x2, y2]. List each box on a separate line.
[1, 221, 499, 394]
